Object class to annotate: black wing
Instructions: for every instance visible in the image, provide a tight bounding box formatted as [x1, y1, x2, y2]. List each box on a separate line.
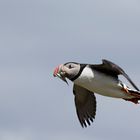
[90, 59, 139, 91]
[73, 84, 96, 128]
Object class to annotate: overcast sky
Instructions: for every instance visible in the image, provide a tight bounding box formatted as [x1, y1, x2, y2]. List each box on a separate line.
[0, 0, 140, 140]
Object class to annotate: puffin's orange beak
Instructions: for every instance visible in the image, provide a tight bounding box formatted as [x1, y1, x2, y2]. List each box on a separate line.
[53, 64, 68, 85]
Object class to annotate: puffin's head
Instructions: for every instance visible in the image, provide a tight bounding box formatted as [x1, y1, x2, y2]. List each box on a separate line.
[53, 62, 80, 84]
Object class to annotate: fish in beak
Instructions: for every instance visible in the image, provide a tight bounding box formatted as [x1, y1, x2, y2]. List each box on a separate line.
[53, 64, 68, 85]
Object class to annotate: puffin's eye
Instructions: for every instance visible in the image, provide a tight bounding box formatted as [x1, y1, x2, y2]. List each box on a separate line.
[69, 64, 72, 69]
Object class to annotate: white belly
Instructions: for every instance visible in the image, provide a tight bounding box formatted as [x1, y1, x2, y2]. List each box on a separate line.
[74, 67, 132, 99]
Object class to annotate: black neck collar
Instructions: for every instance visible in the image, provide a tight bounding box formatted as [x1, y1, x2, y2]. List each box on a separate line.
[71, 64, 86, 81]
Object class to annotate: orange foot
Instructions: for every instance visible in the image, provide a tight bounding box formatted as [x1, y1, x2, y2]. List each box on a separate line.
[121, 84, 129, 93]
[122, 87, 129, 93]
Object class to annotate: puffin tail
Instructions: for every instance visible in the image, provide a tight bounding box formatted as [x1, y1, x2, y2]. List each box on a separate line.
[124, 89, 140, 104]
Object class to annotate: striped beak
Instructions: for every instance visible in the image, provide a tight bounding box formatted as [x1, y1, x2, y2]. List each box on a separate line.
[53, 65, 68, 85]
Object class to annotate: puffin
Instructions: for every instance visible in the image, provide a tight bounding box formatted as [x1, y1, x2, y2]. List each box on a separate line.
[53, 59, 140, 127]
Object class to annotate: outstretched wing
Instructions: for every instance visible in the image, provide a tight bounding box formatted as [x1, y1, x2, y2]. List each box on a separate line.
[91, 59, 139, 91]
[73, 84, 96, 127]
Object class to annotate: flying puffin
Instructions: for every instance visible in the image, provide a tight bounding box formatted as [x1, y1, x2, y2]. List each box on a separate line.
[53, 59, 140, 127]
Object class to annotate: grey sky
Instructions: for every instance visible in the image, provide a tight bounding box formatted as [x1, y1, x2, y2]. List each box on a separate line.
[0, 0, 140, 140]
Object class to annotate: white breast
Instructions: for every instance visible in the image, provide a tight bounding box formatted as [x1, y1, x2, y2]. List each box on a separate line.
[74, 66, 132, 99]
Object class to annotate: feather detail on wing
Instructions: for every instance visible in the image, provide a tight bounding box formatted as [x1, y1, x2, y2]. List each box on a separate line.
[90, 59, 139, 91]
[73, 84, 96, 127]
